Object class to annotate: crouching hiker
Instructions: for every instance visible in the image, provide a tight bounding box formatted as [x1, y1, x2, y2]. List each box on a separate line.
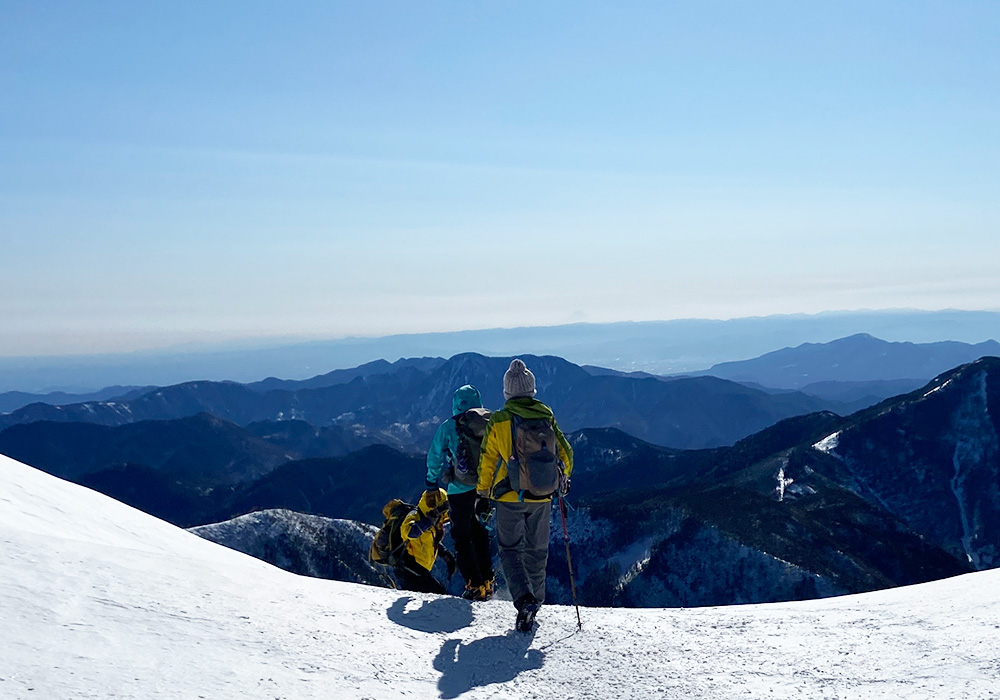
[396, 488, 455, 594]
[477, 359, 573, 632]
[425, 384, 496, 601]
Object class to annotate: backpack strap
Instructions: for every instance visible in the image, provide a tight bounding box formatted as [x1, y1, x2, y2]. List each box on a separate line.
[509, 414, 519, 460]
[508, 414, 526, 502]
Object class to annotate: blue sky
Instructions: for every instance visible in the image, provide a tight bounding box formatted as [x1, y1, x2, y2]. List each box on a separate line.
[2, 1, 998, 357]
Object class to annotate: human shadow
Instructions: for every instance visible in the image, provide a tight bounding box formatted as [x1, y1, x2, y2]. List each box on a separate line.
[386, 596, 474, 634]
[434, 631, 545, 699]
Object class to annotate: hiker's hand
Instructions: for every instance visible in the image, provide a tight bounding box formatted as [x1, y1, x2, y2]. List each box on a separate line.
[474, 496, 492, 518]
[559, 475, 571, 497]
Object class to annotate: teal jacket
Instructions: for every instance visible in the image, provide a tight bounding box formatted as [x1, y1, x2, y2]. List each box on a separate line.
[425, 385, 485, 495]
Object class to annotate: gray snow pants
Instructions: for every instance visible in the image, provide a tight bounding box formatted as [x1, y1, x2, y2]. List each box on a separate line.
[495, 500, 551, 606]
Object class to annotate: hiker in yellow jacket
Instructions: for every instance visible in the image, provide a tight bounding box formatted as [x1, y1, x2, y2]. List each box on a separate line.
[477, 358, 573, 631]
[397, 488, 454, 594]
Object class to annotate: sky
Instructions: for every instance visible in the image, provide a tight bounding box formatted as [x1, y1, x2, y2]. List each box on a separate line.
[2, 1, 998, 357]
[5, 450, 1000, 698]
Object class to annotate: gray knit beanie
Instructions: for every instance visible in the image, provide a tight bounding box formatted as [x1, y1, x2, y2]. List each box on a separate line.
[503, 358, 536, 401]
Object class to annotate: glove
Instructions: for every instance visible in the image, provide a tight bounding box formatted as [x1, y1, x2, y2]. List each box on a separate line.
[474, 495, 492, 519]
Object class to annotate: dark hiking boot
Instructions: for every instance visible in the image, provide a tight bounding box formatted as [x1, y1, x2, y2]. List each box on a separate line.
[514, 594, 539, 632]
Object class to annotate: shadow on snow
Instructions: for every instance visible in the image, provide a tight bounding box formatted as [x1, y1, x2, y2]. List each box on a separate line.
[434, 630, 545, 699]
[386, 596, 474, 634]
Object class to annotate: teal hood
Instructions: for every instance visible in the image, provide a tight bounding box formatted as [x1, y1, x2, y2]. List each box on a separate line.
[452, 384, 483, 416]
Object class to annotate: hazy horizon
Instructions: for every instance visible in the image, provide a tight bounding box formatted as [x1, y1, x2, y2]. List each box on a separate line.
[2, 307, 998, 394]
[1, 306, 999, 361]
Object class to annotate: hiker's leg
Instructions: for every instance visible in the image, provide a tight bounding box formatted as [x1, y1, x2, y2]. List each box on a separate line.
[495, 501, 530, 604]
[448, 490, 484, 585]
[396, 556, 447, 595]
[470, 508, 495, 584]
[523, 500, 552, 603]
[417, 570, 447, 595]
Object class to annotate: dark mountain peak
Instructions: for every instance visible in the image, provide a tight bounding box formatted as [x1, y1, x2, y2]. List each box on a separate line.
[861, 353, 1000, 416]
[391, 356, 448, 371]
[568, 427, 680, 466]
[441, 351, 582, 375]
[943, 353, 1000, 375]
[772, 333, 894, 358]
[438, 351, 499, 373]
[732, 410, 843, 455]
[832, 332, 885, 345]
[704, 334, 1000, 390]
[248, 357, 447, 393]
[811, 353, 1000, 569]
[427, 352, 591, 412]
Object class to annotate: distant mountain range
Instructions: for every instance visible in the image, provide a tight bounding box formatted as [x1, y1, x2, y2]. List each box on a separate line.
[0, 353, 846, 451]
[0, 418, 427, 527]
[6, 332, 997, 422]
[2, 309, 997, 393]
[0, 385, 154, 414]
[694, 333, 1000, 389]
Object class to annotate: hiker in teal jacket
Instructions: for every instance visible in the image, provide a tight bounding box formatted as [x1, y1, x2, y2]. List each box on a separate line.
[425, 384, 495, 600]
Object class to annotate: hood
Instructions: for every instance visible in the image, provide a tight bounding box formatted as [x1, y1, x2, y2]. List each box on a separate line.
[504, 396, 555, 420]
[381, 498, 410, 519]
[452, 384, 484, 416]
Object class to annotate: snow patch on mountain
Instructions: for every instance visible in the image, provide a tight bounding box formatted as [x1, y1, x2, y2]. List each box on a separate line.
[923, 377, 955, 398]
[812, 431, 841, 456]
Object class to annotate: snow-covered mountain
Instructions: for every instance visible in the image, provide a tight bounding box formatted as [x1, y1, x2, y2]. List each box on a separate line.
[808, 356, 1000, 569]
[189, 508, 467, 597]
[3, 453, 1000, 699]
[189, 509, 387, 587]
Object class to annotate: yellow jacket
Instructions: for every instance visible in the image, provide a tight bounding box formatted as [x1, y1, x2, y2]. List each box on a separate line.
[477, 398, 573, 503]
[400, 488, 450, 571]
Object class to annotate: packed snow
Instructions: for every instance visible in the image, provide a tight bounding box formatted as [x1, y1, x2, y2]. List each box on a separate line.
[2, 453, 1000, 699]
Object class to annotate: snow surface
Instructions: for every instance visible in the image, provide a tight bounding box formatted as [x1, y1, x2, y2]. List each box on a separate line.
[2, 453, 1000, 699]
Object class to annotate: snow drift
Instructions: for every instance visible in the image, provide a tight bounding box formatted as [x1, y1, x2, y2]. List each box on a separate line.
[2, 453, 999, 699]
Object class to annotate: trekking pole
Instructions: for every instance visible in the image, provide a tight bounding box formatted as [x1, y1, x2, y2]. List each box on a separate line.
[558, 495, 583, 630]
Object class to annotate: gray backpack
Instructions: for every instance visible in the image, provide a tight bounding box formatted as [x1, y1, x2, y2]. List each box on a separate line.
[445, 407, 491, 487]
[507, 415, 563, 499]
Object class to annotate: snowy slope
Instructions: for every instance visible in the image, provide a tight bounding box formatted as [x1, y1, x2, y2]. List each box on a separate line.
[2, 453, 999, 700]
[189, 509, 391, 588]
